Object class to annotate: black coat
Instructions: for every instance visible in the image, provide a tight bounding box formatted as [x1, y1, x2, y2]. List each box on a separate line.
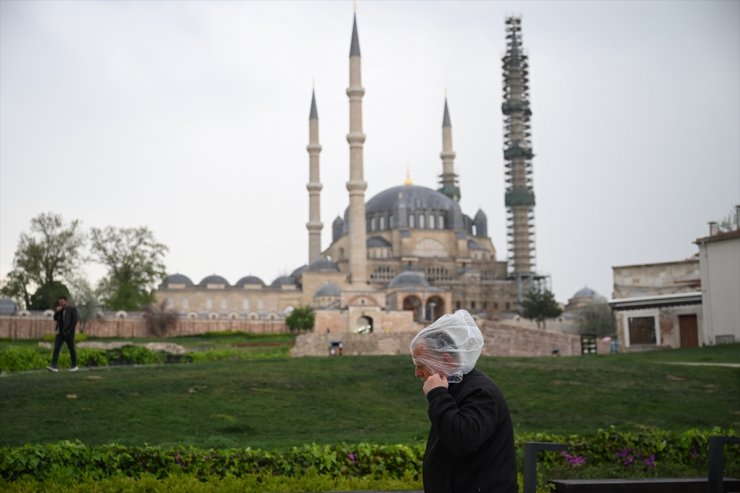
[423, 368, 517, 493]
[54, 305, 79, 335]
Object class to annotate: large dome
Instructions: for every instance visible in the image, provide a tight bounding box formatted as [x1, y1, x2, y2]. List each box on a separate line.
[366, 184, 458, 216]
[199, 275, 230, 287]
[160, 273, 194, 288]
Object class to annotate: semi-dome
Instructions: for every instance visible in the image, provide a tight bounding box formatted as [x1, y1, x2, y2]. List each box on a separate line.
[388, 270, 429, 289]
[199, 275, 230, 287]
[366, 184, 458, 216]
[306, 258, 340, 272]
[235, 275, 265, 287]
[161, 273, 194, 287]
[291, 264, 308, 278]
[367, 236, 391, 248]
[468, 239, 483, 250]
[271, 275, 298, 287]
[314, 282, 342, 297]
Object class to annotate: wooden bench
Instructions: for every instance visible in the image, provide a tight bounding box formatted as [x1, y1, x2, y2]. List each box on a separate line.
[550, 477, 740, 493]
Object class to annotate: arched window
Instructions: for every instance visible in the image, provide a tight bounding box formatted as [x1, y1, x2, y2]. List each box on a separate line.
[429, 214, 435, 229]
[379, 216, 385, 230]
[439, 215, 445, 229]
[419, 214, 425, 229]
[409, 214, 415, 228]
[370, 217, 376, 231]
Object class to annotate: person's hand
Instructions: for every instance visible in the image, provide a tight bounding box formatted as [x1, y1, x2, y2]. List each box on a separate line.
[423, 373, 448, 395]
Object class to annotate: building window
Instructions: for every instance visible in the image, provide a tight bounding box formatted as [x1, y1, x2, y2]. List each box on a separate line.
[455, 301, 461, 310]
[429, 214, 435, 229]
[409, 214, 415, 228]
[379, 216, 385, 230]
[471, 301, 476, 309]
[371, 266, 396, 282]
[206, 299, 213, 310]
[628, 316, 657, 345]
[439, 215, 445, 229]
[419, 214, 425, 229]
[370, 217, 376, 231]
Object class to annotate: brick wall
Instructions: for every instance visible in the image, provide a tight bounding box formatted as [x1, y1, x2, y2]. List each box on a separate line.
[0, 316, 288, 339]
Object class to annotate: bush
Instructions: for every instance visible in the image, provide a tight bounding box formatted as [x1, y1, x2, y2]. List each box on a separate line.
[0, 347, 48, 372]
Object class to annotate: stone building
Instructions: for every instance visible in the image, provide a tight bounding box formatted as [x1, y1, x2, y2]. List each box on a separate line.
[609, 258, 702, 349]
[696, 220, 740, 345]
[157, 13, 538, 334]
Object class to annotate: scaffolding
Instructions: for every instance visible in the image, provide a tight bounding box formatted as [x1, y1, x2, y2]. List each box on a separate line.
[502, 16, 536, 279]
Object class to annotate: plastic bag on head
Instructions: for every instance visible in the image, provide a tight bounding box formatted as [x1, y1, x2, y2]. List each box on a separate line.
[410, 309, 484, 383]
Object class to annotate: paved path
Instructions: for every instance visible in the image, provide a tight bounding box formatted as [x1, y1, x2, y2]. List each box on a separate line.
[665, 362, 740, 368]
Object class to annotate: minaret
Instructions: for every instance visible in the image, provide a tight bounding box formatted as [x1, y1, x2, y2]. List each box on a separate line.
[306, 89, 323, 263]
[438, 97, 460, 201]
[346, 13, 368, 285]
[502, 16, 536, 277]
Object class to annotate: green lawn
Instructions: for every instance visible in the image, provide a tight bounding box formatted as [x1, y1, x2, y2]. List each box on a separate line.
[0, 343, 738, 450]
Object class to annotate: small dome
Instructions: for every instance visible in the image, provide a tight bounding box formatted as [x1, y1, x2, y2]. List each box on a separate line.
[0, 297, 18, 315]
[367, 236, 391, 248]
[161, 273, 194, 287]
[235, 275, 265, 287]
[314, 282, 342, 297]
[306, 258, 340, 272]
[291, 264, 308, 277]
[271, 275, 298, 287]
[388, 270, 429, 289]
[573, 286, 596, 299]
[570, 286, 607, 304]
[199, 275, 230, 287]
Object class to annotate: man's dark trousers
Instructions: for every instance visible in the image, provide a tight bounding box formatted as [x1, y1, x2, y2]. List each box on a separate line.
[51, 332, 76, 367]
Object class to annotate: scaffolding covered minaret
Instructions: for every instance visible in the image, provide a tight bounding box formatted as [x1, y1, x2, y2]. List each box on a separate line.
[502, 16, 536, 280]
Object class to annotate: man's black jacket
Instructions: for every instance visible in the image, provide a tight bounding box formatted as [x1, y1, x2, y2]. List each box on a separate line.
[54, 305, 79, 335]
[423, 368, 517, 493]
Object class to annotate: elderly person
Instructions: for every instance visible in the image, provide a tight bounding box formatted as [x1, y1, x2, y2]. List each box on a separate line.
[410, 309, 517, 493]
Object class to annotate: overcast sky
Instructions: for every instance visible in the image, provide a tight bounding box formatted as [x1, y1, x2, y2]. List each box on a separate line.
[1, 0, 738, 305]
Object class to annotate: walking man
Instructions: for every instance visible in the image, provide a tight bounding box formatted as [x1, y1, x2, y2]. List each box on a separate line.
[410, 310, 517, 493]
[48, 295, 79, 372]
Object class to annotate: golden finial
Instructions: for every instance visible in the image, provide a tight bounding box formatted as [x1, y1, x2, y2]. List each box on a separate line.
[404, 165, 413, 185]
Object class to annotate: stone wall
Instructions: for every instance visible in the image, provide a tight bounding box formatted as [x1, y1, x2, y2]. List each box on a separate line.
[292, 320, 605, 357]
[0, 316, 288, 340]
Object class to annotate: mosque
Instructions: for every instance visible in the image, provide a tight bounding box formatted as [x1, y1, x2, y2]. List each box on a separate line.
[156, 14, 542, 334]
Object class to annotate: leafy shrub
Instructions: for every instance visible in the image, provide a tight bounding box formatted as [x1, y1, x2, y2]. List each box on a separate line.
[1, 429, 736, 486]
[42, 333, 89, 343]
[0, 347, 48, 372]
[107, 345, 165, 365]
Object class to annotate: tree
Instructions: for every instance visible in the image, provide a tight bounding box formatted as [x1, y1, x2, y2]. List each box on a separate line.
[29, 280, 70, 311]
[90, 226, 168, 311]
[143, 300, 179, 337]
[520, 289, 563, 330]
[286, 306, 315, 332]
[575, 302, 613, 337]
[1, 213, 85, 310]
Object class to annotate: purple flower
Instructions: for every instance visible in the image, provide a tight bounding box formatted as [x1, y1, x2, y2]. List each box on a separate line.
[347, 452, 356, 464]
[560, 451, 587, 466]
[644, 454, 656, 468]
[616, 448, 631, 458]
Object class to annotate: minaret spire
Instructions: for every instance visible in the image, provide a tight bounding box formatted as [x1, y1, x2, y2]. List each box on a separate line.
[502, 16, 536, 279]
[438, 96, 460, 201]
[306, 89, 323, 263]
[346, 11, 368, 285]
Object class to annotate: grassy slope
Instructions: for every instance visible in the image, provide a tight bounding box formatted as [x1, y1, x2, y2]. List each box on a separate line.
[0, 344, 738, 449]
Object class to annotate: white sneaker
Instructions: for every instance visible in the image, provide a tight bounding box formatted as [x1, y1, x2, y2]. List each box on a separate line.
[47, 366, 59, 373]
[69, 366, 79, 372]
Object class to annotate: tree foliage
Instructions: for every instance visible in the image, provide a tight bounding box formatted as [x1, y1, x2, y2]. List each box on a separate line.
[143, 300, 179, 337]
[0, 213, 85, 310]
[520, 289, 563, 330]
[575, 302, 614, 337]
[286, 306, 315, 332]
[29, 280, 70, 311]
[90, 226, 168, 311]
